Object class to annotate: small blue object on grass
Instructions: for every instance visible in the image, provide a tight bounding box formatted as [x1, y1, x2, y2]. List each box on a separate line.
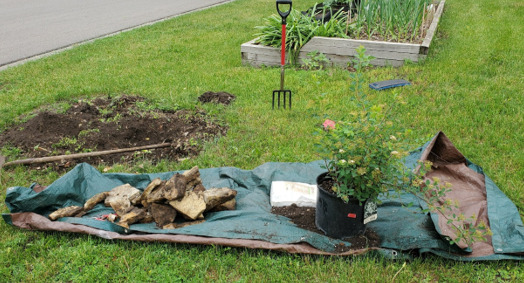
[369, 79, 411, 90]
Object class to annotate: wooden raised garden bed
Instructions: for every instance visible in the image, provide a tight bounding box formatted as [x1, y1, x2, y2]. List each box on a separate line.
[241, 1, 445, 68]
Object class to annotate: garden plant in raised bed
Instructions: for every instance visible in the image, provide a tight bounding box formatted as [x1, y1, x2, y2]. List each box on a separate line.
[255, 3, 348, 64]
[313, 46, 492, 248]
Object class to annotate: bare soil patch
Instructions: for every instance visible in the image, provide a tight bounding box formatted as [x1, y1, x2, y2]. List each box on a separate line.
[271, 203, 380, 252]
[0, 95, 226, 170]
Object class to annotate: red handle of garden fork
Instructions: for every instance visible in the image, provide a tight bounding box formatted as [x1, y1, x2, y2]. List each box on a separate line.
[276, 0, 291, 66]
[281, 24, 286, 66]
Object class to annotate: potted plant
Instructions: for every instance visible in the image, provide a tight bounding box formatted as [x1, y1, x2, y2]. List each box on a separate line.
[313, 46, 404, 238]
[313, 47, 492, 246]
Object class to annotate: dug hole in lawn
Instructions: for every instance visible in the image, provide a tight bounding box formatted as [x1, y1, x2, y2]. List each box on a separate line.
[4, 132, 524, 260]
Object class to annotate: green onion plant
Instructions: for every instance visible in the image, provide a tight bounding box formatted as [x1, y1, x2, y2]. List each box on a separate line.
[353, 0, 433, 42]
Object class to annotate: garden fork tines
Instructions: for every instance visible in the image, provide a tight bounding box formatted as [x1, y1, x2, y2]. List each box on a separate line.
[272, 0, 292, 110]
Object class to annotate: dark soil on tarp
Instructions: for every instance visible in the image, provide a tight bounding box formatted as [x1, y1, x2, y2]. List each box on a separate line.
[0, 95, 227, 170]
[271, 203, 380, 253]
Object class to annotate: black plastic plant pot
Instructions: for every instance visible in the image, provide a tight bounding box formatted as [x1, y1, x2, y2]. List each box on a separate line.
[315, 172, 366, 239]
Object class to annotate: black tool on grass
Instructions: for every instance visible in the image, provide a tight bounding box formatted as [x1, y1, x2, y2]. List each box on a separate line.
[273, 0, 292, 109]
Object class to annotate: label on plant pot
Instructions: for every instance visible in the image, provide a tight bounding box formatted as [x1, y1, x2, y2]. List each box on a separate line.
[270, 181, 317, 207]
[363, 200, 378, 224]
[347, 213, 357, 218]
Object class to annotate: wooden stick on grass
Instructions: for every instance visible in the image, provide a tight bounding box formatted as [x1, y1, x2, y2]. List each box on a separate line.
[1, 142, 173, 168]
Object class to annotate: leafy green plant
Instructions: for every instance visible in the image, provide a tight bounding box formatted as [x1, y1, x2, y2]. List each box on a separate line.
[314, 46, 402, 203]
[314, 50, 399, 203]
[301, 50, 330, 70]
[255, 6, 348, 64]
[316, 114, 403, 203]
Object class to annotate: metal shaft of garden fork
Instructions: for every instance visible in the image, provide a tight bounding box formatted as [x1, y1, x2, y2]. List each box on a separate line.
[280, 65, 285, 90]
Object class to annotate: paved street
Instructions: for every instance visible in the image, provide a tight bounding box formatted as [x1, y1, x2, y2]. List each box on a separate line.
[0, 0, 232, 68]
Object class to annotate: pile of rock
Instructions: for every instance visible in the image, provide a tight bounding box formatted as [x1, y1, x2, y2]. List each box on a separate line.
[48, 166, 237, 229]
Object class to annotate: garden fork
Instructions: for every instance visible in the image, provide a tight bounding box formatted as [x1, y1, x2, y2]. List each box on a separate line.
[272, 0, 292, 109]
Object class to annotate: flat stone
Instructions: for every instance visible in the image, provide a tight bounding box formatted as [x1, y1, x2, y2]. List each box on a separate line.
[118, 207, 147, 228]
[203, 187, 237, 211]
[105, 184, 141, 207]
[84, 191, 109, 211]
[168, 191, 206, 220]
[109, 198, 132, 217]
[48, 206, 84, 220]
[140, 178, 163, 207]
[150, 203, 177, 227]
[163, 173, 187, 201]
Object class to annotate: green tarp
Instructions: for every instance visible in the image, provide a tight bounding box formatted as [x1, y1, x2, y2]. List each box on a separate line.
[4, 133, 524, 260]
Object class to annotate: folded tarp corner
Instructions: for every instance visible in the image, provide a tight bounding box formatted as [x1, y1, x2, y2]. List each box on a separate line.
[4, 132, 524, 260]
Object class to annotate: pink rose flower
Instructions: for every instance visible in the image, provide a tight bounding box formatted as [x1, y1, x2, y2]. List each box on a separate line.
[323, 119, 335, 130]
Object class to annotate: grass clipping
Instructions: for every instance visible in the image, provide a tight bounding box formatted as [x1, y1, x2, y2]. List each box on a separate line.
[48, 166, 237, 229]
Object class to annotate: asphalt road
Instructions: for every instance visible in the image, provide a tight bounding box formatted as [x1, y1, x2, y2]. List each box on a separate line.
[0, 0, 232, 68]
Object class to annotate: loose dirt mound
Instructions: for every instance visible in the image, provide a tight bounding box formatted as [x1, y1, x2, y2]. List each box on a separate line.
[198, 91, 236, 105]
[0, 95, 226, 169]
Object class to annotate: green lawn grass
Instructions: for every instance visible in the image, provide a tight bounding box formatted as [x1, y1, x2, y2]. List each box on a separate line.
[1, 0, 523, 281]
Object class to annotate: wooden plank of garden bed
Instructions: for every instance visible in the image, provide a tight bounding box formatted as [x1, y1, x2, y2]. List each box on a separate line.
[240, 40, 277, 55]
[242, 58, 279, 67]
[241, 54, 280, 67]
[421, 0, 446, 55]
[242, 50, 279, 62]
[241, 39, 281, 67]
[318, 53, 404, 67]
[303, 45, 421, 62]
[244, 39, 419, 67]
[301, 37, 421, 62]
[303, 37, 421, 54]
[241, 49, 277, 59]
[242, 53, 279, 65]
